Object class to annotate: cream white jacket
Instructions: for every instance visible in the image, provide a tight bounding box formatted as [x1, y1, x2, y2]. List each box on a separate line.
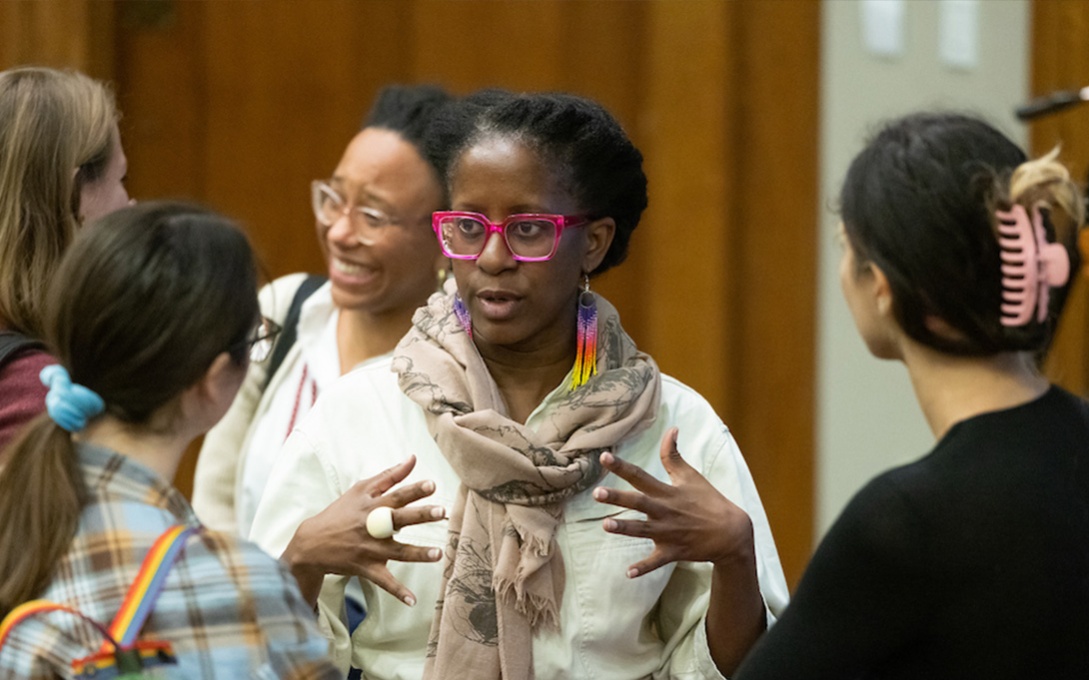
[250, 358, 789, 679]
[194, 273, 342, 535]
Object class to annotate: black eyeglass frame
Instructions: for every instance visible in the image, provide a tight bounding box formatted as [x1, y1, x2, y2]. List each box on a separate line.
[230, 317, 283, 363]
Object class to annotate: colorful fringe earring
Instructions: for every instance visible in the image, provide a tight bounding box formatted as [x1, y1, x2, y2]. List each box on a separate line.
[569, 275, 598, 391]
[453, 293, 472, 337]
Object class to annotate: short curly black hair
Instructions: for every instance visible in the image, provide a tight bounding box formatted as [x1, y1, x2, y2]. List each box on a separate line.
[424, 89, 648, 275]
[363, 84, 453, 165]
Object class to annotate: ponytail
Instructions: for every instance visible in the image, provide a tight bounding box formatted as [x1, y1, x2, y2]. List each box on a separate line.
[0, 414, 86, 616]
[0, 201, 257, 616]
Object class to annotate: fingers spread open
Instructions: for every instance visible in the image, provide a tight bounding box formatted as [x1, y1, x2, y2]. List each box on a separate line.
[625, 549, 673, 579]
[368, 456, 417, 497]
[361, 565, 417, 607]
[658, 428, 696, 482]
[381, 478, 438, 509]
[599, 451, 671, 495]
[393, 504, 446, 531]
[383, 540, 443, 565]
[593, 486, 655, 514]
[599, 515, 671, 577]
[602, 514, 654, 538]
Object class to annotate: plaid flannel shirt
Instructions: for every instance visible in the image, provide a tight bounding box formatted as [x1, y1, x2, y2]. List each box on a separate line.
[0, 443, 339, 679]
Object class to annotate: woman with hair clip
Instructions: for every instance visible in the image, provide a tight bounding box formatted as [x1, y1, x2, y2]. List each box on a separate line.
[0, 66, 131, 455]
[0, 203, 339, 678]
[193, 84, 452, 539]
[731, 113, 1089, 678]
[250, 90, 788, 679]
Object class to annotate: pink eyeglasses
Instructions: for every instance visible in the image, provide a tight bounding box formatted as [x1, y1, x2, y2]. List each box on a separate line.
[432, 211, 589, 262]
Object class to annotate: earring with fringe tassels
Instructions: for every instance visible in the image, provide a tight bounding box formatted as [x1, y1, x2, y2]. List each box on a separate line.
[570, 274, 598, 391]
[453, 293, 472, 337]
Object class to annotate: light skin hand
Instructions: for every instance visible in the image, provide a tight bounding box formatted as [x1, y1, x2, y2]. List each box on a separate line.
[281, 455, 446, 608]
[592, 428, 766, 674]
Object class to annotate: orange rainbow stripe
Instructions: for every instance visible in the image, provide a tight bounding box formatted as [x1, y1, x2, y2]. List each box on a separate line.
[100, 524, 198, 652]
[0, 525, 196, 678]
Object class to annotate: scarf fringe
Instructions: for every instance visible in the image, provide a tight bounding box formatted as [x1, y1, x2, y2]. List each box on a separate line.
[519, 531, 553, 559]
[494, 577, 561, 632]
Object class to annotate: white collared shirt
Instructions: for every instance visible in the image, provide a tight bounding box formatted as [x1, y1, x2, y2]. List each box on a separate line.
[237, 282, 340, 536]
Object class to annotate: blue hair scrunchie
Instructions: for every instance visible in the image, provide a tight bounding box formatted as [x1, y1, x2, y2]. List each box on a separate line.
[40, 365, 105, 432]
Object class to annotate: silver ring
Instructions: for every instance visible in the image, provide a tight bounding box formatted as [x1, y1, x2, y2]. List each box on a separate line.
[366, 506, 396, 540]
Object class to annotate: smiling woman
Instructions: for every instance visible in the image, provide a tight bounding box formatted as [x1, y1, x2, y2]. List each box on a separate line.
[315, 125, 445, 317]
[248, 90, 789, 680]
[192, 84, 453, 538]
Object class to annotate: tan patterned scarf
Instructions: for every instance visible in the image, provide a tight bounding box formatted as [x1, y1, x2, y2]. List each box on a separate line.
[392, 288, 661, 680]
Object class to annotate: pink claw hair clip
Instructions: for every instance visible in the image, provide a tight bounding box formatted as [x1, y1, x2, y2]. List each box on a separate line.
[996, 203, 1071, 327]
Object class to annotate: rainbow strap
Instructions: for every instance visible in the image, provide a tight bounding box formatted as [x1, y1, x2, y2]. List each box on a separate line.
[0, 524, 199, 678]
[102, 524, 200, 650]
[0, 601, 113, 654]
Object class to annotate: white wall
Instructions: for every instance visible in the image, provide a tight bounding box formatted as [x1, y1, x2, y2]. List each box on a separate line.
[817, 0, 1030, 533]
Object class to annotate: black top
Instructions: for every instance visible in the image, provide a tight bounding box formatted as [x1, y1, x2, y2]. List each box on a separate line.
[736, 386, 1089, 679]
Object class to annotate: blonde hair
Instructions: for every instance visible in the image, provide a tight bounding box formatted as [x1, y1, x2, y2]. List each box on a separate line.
[0, 67, 118, 338]
[1009, 146, 1085, 244]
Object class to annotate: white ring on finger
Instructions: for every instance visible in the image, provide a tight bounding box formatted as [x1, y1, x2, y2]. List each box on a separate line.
[366, 505, 397, 540]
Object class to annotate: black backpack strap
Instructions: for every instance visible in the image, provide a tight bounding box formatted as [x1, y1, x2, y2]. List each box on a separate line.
[263, 275, 326, 390]
[0, 332, 45, 371]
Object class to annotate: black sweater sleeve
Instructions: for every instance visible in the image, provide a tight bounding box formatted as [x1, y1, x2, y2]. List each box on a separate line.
[734, 475, 932, 679]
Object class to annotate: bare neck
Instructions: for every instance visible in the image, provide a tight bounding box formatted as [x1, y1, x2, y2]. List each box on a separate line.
[78, 416, 194, 483]
[901, 341, 1048, 441]
[476, 339, 576, 425]
[337, 306, 417, 374]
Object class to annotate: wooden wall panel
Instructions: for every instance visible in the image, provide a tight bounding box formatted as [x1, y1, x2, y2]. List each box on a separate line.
[729, 0, 820, 588]
[1031, 0, 1089, 396]
[114, 1, 206, 202]
[197, 3, 382, 274]
[413, 2, 567, 91]
[0, 0, 114, 76]
[641, 1, 735, 413]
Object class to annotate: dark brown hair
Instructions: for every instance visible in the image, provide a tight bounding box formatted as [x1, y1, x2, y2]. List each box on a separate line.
[840, 112, 1084, 356]
[0, 201, 258, 615]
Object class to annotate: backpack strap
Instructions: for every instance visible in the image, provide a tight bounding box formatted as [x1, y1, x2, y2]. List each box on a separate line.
[0, 524, 200, 678]
[263, 274, 326, 391]
[0, 331, 45, 371]
[102, 524, 202, 650]
[0, 601, 115, 652]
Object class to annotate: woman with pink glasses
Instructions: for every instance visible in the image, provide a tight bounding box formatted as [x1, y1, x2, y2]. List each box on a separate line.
[249, 90, 788, 679]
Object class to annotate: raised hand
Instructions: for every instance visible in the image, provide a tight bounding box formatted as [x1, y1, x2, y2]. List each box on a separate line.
[281, 455, 446, 607]
[593, 427, 767, 673]
[591, 427, 756, 578]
